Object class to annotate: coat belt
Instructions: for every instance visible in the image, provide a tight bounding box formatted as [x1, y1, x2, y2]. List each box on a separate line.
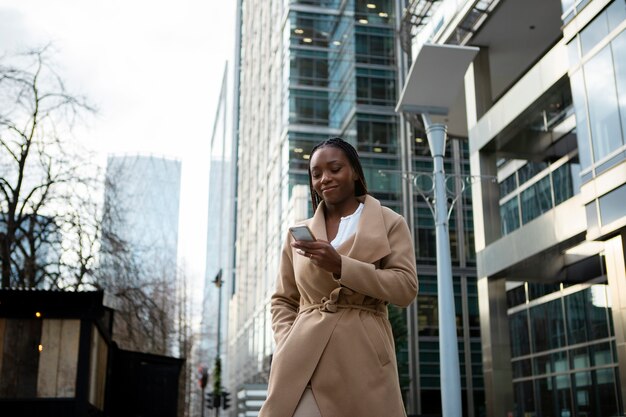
[298, 287, 388, 317]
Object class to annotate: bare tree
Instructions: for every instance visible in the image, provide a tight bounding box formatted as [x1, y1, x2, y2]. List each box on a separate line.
[0, 48, 196, 389]
[95, 157, 181, 355]
[0, 45, 99, 289]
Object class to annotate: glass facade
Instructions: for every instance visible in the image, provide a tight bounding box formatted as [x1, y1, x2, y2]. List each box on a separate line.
[568, 0, 626, 179]
[499, 155, 581, 236]
[495, 78, 581, 236]
[235, 1, 483, 415]
[507, 276, 622, 417]
[417, 0, 626, 415]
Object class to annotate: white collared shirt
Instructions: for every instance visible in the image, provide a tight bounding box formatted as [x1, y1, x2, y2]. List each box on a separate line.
[330, 203, 364, 248]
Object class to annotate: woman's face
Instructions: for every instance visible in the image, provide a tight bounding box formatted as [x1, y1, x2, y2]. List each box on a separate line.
[309, 146, 358, 206]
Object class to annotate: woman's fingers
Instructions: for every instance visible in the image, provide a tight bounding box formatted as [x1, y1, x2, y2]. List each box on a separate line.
[292, 240, 341, 274]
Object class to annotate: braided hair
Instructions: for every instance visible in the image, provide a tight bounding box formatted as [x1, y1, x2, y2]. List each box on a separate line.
[308, 137, 368, 212]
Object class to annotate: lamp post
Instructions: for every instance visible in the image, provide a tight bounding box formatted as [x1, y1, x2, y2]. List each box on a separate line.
[214, 269, 223, 359]
[423, 115, 462, 417]
[213, 269, 223, 417]
[396, 43, 479, 417]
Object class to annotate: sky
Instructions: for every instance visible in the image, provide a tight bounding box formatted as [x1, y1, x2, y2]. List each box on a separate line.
[0, 0, 238, 302]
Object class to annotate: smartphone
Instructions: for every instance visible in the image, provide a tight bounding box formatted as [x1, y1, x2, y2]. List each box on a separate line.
[289, 225, 316, 242]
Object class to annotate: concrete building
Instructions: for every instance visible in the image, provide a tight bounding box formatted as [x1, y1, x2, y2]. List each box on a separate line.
[399, 0, 626, 415]
[229, 1, 483, 415]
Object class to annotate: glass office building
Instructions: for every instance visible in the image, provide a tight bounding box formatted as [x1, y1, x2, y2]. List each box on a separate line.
[400, 0, 626, 415]
[230, 1, 483, 416]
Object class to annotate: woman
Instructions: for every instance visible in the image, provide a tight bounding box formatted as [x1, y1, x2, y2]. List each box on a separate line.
[259, 138, 418, 417]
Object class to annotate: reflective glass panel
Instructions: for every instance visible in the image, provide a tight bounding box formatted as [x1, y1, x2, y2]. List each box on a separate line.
[290, 49, 328, 87]
[586, 201, 600, 234]
[534, 350, 568, 375]
[512, 358, 532, 379]
[599, 183, 626, 226]
[500, 196, 520, 236]
[513, 380, 535, 417]
[509, 311, 530, 357]
[289, 89, 329, 125]
[607, 0, 626, 32]
[417, 295, 438, 337]
[528, 282, 561, 301]
[596, 368, 621, 417]
[520, 176, 553, 224]
[592, 342, 613, 366]
[565, 287, 610, 345]
[531, 299, 566, 353]
[355, 26, 395, 65]
[561, 0, 576, 13]
[535, 376, 572, 417]
[356, 113, 398, 154]
[580, 10, 609, 56]
[570, 70, 593, 169]
[584, 46, 622, 162]
[552, 162, 575, 205]
[518, 162, 548, 186]
[568, 37, 580, 66]
[507, 284, 526, 309]
[499, 173, 517, 197]
[612, 29, 626, 142]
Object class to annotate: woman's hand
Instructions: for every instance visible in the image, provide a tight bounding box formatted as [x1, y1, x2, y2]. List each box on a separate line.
[291, 240, 342, 276]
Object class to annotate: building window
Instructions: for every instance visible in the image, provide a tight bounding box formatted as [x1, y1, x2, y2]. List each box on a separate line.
[520, 176, 553, 224]
[507, 274, 621, 417]
[289, 12, 331, 48]
[565, 286, 611, 345]
[570, 70, 593, 170]
[355, 0, 394, 24]
[583, 46, 623, 162]
[509, 311, 531, 357]
[500, 196, 521, 235]
[356, 74, 396, 106]
[580, 9, 610, 56]
[498, 154, 580, 236]
[530, 299, 566, 353]
[289, 89, 329, 125]
[569, 7, 626, 175]
[355, 26, 395, 65]
[356, 113, 398, 154]
[612, 29, 626, 144]
[288, 132, 329, 170]
[552, 161, 580, 205]
[290, 49, 328, 87]
[598, 183, 626, 226]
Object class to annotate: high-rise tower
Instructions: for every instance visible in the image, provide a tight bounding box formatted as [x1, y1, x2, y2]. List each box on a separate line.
[230, 1, 482, 415]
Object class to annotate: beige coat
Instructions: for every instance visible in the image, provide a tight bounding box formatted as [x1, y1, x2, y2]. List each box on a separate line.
[259, 195, 418, 417]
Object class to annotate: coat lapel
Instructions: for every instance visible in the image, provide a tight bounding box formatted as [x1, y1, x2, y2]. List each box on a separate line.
[308, 195, 391, 263]
[346, 195, 391, 263]
[308, 201, 328, 242]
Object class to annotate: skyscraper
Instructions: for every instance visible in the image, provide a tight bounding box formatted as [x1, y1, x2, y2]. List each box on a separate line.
[229, 1, 482, 415]
[200, 63, 237, 396]
[101, 154, 182, 354]
[400, 0, 626, 415]
[103, 154, 181, 279]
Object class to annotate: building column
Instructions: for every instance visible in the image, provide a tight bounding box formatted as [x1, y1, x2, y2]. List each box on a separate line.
[466, 46, 507, 417]
[477, 276, 513, 417]
[469, 150, 501, 252]
[464, 48, 492, 128]
[604, 232, 626, 403]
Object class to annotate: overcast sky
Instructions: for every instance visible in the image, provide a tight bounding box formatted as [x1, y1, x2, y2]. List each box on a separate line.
[0, 0, 238, 303]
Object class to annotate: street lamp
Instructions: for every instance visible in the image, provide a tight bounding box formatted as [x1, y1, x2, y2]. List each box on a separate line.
[212, 269, 223, 417]
[397, 43, 479, 417]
